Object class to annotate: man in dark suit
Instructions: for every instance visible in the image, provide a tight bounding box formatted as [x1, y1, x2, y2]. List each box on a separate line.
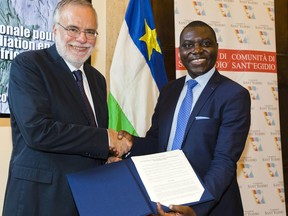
[2, 0, 131, 215]
[118, 20, 251, 216]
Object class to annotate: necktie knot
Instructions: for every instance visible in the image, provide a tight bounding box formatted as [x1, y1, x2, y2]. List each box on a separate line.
[187, 79, 198, 90]
[73, 70, 83, 82]
[171, 79, 198, 150]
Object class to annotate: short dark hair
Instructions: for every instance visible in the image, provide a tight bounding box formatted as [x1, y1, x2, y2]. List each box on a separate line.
[180, 20, 217, 42]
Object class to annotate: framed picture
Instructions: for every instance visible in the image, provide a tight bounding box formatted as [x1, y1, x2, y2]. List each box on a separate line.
[0, 0, 60, 116]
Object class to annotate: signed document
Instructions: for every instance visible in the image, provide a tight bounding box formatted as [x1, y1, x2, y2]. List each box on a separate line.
[67, 150, 213, 215]
[131, 150, 204, 207]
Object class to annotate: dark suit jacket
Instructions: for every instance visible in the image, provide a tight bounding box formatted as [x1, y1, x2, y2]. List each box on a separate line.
[3, 45, 109, 216]
[131, 70, 251, 216]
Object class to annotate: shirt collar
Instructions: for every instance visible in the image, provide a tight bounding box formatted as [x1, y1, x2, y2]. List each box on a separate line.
[185, 66, 216, 87]
[64, 60, 84, 73]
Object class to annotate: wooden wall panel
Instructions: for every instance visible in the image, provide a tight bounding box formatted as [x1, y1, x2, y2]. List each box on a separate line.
[151, 0, 175, 81]
[275, 0, 288, 212]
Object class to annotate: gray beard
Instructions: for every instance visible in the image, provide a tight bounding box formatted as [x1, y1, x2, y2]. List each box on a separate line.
[55, 40, 92, 68]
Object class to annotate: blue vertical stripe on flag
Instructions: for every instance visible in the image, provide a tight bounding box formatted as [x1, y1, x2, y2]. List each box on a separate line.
[125, 0, 168, 90]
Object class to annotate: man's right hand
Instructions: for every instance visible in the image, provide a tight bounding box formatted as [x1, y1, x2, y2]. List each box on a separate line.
[117, 130, 133, 143]
[156, 203, 196, 216]
[108, 129, 133, 157]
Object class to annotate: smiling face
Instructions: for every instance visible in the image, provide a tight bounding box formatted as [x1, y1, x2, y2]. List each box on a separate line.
[53, 4, 97, 68]
[179, 25, 218, 79]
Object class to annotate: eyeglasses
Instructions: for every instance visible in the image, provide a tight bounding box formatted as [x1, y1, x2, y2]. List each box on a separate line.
[57, 23, 98, 39]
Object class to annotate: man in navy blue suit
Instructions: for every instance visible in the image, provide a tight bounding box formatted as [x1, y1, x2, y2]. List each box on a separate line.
[3, 0, 131, 215]
[117, 20, 251, 216]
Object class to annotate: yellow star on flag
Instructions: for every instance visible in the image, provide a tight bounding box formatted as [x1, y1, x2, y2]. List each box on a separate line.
[139, 19, 162, 61]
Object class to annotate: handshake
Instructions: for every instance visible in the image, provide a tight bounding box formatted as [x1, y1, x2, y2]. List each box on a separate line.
[108, 129, 133, 158]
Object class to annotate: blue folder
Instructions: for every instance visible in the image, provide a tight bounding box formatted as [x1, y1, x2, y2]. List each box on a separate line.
[67, 158, 213, 216]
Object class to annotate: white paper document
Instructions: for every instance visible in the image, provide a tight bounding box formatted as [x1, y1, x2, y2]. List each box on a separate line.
[131, 150, 204, 207]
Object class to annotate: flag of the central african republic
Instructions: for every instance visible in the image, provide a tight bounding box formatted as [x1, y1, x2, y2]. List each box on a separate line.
[108, 0, 168, 137]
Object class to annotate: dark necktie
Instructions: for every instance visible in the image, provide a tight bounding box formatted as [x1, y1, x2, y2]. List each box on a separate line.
[73, 70, 97, 127]
[172, 79, 198, 150]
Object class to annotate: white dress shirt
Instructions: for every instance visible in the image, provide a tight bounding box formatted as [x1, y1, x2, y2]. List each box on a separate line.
[166, 67, 216, 151]
[65, 60, 98, 126]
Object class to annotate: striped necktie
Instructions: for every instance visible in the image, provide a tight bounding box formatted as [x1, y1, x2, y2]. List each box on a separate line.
[172, 79, 198, 150]
[73, 70, 97, 127]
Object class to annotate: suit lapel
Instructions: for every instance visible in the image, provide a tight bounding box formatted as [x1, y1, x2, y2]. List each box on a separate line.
[160, 77, 185, 150]
[47, 45, 92, 122]
[184, 70, 221, 139]
[83, 65, 103, 127]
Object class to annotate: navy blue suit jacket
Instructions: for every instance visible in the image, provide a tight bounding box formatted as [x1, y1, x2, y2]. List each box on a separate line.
[3, 45, 109, 216]
[131, 70, 251, 216]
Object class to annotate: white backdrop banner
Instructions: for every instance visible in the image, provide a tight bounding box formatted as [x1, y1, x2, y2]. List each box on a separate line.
[174, 0, 286, 215]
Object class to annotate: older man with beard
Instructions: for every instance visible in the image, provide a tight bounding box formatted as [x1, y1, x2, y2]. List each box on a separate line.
[2, 0, 131, 215]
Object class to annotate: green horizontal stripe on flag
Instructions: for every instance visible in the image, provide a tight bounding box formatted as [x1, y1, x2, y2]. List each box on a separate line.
[108, 93, 138, 136]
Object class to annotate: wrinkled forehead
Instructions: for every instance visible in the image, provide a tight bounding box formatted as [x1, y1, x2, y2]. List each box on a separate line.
[54, 2, 97, 26]
[58, 4, 97, 28]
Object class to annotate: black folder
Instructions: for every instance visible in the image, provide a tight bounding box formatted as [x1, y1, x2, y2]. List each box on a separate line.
[67, 158, 213, 216]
